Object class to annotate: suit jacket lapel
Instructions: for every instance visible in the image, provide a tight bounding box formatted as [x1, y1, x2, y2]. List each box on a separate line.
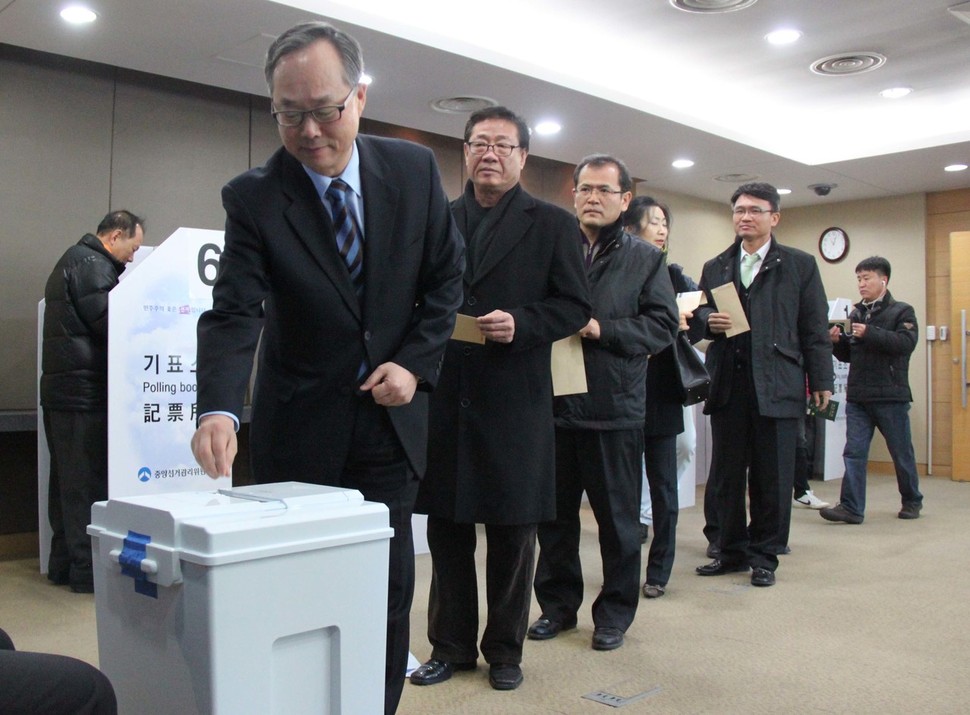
[357, 137, 398, 322]
[280, 150, 362, 320]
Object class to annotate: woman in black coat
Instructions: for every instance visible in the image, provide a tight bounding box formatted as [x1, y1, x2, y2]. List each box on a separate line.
[623, 197, 700, 598]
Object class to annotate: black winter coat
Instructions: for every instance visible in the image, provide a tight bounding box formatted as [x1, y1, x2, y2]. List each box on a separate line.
[695, 237, 833, 418]
[832, 291, 917, 403]
[41, 234, 125, 411]
[554, 223, 678, 431]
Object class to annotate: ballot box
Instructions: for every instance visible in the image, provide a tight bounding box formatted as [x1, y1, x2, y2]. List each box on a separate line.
[88, 482, 392, 715]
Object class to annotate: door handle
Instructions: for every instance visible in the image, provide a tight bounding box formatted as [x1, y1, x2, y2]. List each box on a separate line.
[960, 310, 967, 409]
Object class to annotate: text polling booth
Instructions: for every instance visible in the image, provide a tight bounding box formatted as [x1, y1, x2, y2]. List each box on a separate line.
[107, 228, 230, 497]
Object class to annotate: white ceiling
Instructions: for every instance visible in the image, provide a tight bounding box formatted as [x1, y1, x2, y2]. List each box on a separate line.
[3, 0, 970, 207]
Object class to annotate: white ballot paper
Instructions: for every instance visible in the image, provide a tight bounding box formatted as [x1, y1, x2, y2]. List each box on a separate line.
[710, 283, 751, 338]
[676, 290, 705, 314]
[450, 313, 486, 344]
[551, 334, 588, 396]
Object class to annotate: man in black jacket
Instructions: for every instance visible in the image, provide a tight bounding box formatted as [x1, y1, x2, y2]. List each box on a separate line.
[528, 155, 677, 651]
[820, 256, 922, 524]
[694, 183, 832, 587]
[41, 210, 144, 593]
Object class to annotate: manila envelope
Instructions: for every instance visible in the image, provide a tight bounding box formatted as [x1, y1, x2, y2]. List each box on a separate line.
[551, 334, 587, 396]
[709, 283, 751, 338]
[450, 313, 485, 344]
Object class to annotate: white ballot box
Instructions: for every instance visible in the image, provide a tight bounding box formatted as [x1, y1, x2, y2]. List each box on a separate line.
[88, 482, 392, 715]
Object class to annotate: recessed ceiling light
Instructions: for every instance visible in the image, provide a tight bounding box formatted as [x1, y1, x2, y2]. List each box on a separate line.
[944, 163, 968, 172]
[672, 159, 694, 169]
[359, 73, 373, 86]
[879, 87, 912, 99]
[534, 121, 562, 136]
[765, 29, 802, 45]
[777, 188, 792, 195]
[60, 5, 97, 24]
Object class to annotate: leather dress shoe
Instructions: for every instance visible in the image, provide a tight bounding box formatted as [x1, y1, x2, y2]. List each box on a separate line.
[751, 567, 776, 587]
[706, 543, 721, 558]
[409, 658, 476, 686]
[527, 615, 576, 640]
[591, 626, 624, 651]
[488, 663, 523, 690]
[696, 559, 749, 576]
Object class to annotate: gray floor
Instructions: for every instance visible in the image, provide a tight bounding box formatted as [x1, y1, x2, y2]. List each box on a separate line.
[2, 475, 969, 714]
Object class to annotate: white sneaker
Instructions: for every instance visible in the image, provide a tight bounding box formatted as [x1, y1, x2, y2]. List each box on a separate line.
[793, 491, 830, 509]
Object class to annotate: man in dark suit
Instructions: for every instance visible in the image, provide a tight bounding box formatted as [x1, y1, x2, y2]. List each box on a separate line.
[694, 182, 832, 588]
[191, 22, 464, 715]
[410, 107, 591, 692]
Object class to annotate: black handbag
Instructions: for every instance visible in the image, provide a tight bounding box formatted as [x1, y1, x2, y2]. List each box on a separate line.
[672, 333, 710, 406]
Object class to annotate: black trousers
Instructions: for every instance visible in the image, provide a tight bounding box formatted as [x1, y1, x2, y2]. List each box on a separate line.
[341, 398, 419, 715]
[0, 628, 117, 715]
[425, 517, 536, 665]
[534, 428, 642, 632]
[643, 433, 679, 587]
[44, 409, 108, 590]
[708, 369, 797, 572]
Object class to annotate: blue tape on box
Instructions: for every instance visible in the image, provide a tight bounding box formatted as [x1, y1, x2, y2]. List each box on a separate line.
[119, 530, 158, 599]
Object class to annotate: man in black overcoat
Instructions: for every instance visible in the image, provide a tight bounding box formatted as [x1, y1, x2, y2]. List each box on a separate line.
[411, 107, 591, 691]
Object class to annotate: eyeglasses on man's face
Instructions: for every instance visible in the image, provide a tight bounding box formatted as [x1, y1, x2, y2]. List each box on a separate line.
[575, 185, 625, 199]
[732, 206, 774, 217]
[271, 86, 357, 127]
[465, 141, 519, 157]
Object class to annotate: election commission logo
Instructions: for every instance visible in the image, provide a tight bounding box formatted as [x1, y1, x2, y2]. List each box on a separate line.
[138, 467, 152, 483]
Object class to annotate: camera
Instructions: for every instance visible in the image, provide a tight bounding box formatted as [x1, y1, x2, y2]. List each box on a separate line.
[809, 183, 837, 196]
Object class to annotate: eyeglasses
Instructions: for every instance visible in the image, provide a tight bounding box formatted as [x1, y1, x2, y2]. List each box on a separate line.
[574, 185, 625, 198]
[465, 141, 519, 157]
[732, 207, 774, 217]
[271, 86, 357, 127]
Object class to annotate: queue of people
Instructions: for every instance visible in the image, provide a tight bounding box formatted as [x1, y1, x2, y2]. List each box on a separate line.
[35, 18, 923, 715]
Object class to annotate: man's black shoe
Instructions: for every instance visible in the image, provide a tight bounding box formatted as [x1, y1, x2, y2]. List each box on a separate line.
[898, 502, 922, 520]
[706, 543, 721, 558]
[695, 559, 749, 576]
[527, 616, 575, 641]
[591, 627, 624, 651]
[751, 567, 776, 587]
[767, 545, 792, 555]
[488, 663, 523, 690]
[409, 658, 476, 686]
[819, 504, 864, 524]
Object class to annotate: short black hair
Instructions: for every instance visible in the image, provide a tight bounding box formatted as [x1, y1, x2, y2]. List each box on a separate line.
[96, 210, 144, 238]
[573, 154, 633, 193]
[622, 195, 671, 232]
[463, 106, 531, 152]
[731, 182, 780, 212]
[855, 255, 891, 280]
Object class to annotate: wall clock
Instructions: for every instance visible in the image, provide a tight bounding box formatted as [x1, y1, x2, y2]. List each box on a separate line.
[819, 227, 849, 263]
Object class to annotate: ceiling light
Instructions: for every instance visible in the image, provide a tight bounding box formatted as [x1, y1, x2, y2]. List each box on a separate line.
[715, 173, 759, 183]
[60, 5, 97, 24]
[671, 159, 694, 169]
[765, 29, 802, 45]
[879, 87, 912, 99]
[944, 164, 968, 172]
[534, 121, 561, 136]
[359, 73, 373, 86]
[777, 188, 792, 195]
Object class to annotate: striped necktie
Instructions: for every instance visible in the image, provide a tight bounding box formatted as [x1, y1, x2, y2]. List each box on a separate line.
[325, 178, 364, 295]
